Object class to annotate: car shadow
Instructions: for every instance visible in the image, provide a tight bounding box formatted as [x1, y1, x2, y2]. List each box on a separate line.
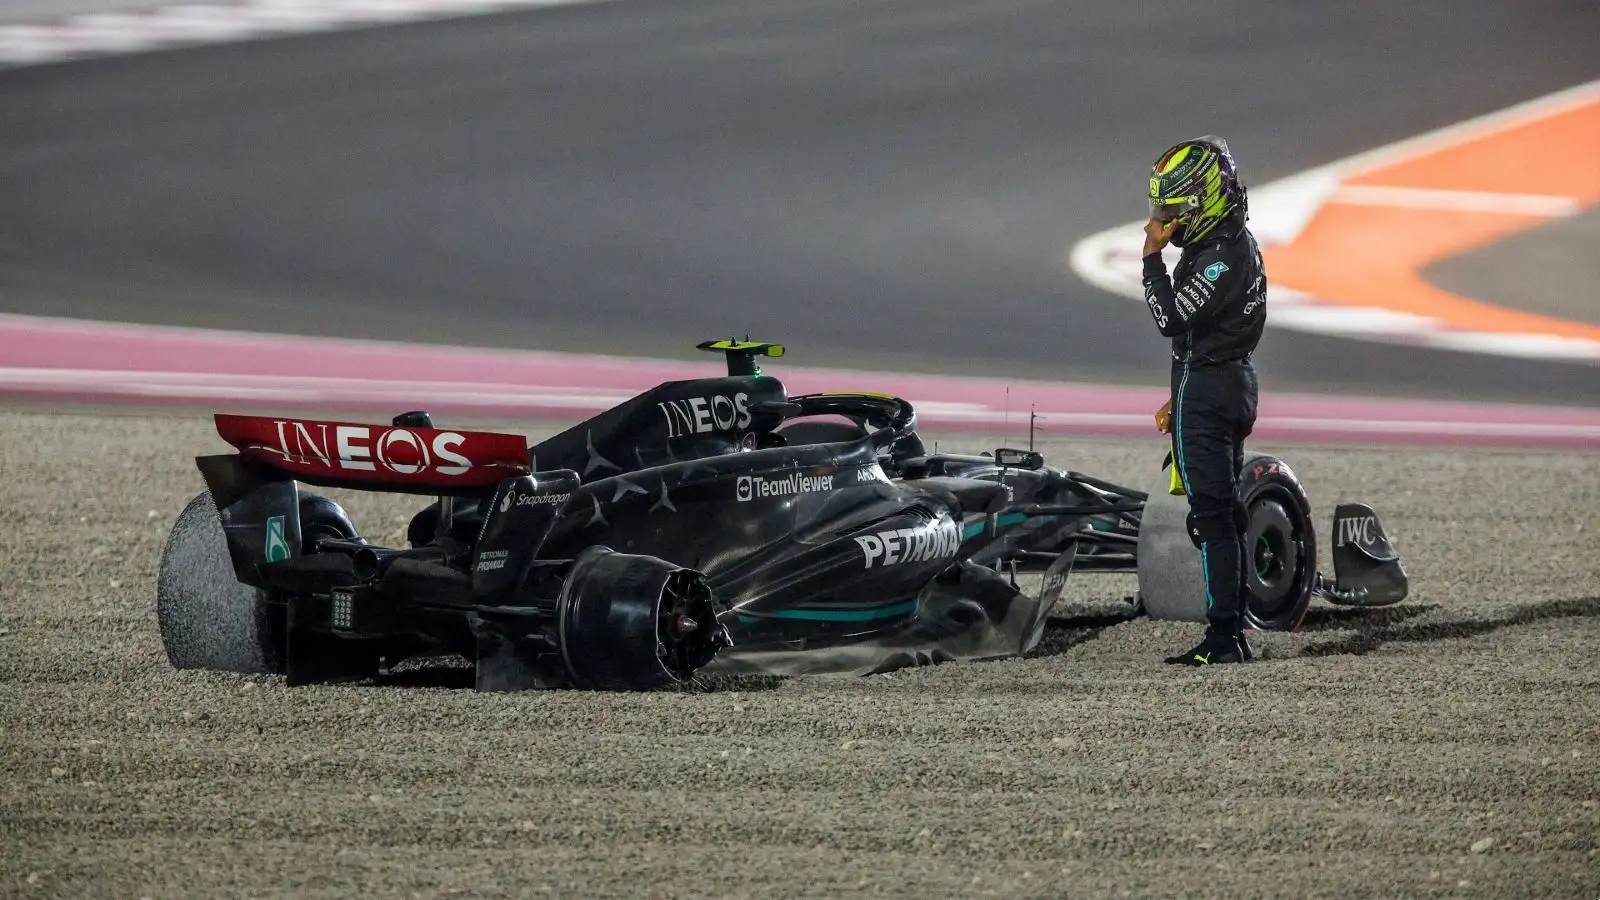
[1295, 603, 1439, 632]
[1027, 609, 1144, 659]
[683, 673, 788, 694]
[365, 660, 791, 694]
[1296, 596, 1598, 658]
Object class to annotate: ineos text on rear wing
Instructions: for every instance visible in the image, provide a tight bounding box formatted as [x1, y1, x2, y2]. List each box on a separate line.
[214, 414, 531, 494]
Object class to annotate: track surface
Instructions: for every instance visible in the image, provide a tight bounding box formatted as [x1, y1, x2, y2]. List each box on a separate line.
[1428, 207, 1600, 328]
[1, 0, 1598, 404]
[2, 411, 1597, 898]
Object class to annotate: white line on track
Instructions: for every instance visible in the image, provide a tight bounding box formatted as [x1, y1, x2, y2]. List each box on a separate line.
[5, 367, 1598, 443]
[1329, 185, 1581, 217]
[1066, 79, 1600, 366]
[0, 0, 616, 68]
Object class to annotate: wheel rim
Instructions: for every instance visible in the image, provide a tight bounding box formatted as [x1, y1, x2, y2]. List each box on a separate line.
[654, 569, 728, 681]
[1242, 489, 1314, 629]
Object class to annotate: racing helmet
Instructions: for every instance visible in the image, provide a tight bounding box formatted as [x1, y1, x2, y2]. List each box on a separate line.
[1148, 135, 1245, 247]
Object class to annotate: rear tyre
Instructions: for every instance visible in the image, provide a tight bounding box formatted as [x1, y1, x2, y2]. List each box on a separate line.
[1135, 454, 1317, 632]
[156, 492, 286, 674]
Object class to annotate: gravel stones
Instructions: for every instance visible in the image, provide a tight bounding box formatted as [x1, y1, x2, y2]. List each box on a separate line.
[1, 411, 1596, 898]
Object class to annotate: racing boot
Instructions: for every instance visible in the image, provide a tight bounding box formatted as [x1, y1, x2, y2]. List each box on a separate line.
[1235, 628, 1254, 662]
[1164, 628, 1249, 666]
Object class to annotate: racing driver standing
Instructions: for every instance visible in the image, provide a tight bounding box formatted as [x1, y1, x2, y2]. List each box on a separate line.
[1141, 135, 1267, 666]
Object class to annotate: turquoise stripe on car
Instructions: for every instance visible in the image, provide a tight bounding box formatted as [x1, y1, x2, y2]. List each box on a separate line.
[738, 597, 918, 623]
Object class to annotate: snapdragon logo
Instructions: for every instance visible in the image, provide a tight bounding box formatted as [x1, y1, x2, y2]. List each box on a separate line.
[855, 518, 962, 569]
[736, 472, 834, 502]
[501, 487, 571, 513]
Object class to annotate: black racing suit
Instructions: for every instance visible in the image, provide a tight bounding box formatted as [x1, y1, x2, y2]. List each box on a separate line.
[1142, 217, 1266, 637]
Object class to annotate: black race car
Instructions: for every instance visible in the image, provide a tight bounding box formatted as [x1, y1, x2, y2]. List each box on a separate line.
[157, 340, 1409, 691]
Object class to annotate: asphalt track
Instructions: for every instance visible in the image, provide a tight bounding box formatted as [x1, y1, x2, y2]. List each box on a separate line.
[1, 0, 1598, 405]
[1428, 207, 1600, 329]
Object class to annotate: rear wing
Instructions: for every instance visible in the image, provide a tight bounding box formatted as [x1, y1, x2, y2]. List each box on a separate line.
[196, 413, 573, 588]
[211, 413, 532, 496]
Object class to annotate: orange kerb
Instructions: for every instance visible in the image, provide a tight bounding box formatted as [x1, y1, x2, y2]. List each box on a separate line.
[1264, 97, 1599, 338]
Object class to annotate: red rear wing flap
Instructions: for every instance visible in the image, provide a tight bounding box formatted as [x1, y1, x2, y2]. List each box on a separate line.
[215, 414, 531, 490]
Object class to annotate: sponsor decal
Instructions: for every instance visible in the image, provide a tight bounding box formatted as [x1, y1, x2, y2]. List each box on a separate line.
[1176, 289, 1197, 317]
[265, 515, 290, 562]
[270, 420, 472, 476]
[516, 491, 571, 508]
[658, 392, 752, 438]
[1203, 261, 1229, 282]
[854, 466, 887, 484]
[736, 471, 834, 502]
[475, 549, 510, 573]
[500, 485, 568, 515]
[1336, 515, 1380, 549]
[855, 517, 962, 569]
[1145, 289, 1169, 329]
[1042, 569, 1068, 595]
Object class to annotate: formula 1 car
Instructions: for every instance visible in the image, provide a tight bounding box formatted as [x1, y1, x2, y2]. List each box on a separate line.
[157, 339, 1409, 691]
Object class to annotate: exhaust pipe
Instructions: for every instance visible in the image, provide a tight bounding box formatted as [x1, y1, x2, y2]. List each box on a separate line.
[343, 545, 448, 583]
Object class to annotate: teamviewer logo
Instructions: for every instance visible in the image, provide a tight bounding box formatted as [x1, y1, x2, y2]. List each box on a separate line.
[736, 476, 753, 502]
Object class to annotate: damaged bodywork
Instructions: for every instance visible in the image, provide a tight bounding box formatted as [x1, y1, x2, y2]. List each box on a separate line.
[157, 340, 1409, 690]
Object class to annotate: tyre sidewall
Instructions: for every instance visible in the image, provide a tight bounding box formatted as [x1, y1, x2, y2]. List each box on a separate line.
[156, 492, 286, 674]
[1237, 455, 1317, 632]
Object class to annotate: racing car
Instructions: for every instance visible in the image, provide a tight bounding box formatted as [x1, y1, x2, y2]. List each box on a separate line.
[157, 339, 1409, 691]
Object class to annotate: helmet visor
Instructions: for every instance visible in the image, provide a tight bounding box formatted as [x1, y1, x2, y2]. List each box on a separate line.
[1150, 194, 1200, 222]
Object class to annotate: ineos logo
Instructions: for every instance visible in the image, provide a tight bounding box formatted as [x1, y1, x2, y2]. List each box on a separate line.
[1145, 290, 1169, 330]
[273, 421, 472, 475]
[658, 393, 752, 438]
[375, 428, 428, 474]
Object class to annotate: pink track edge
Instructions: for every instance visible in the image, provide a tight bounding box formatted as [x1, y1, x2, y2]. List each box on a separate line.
[1, 314, 1595, 449]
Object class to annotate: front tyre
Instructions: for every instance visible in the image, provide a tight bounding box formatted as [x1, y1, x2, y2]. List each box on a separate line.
[156, 492, 286, 674]
[1237, 457, 1317, 632]
[1136, 454, 1317, 632]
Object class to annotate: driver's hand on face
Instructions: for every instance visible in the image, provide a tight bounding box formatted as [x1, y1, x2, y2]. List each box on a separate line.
[1143, 216, 1178, 256]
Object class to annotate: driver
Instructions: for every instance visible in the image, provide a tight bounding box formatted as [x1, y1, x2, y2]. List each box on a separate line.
[1141, 135, 1267, 666]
